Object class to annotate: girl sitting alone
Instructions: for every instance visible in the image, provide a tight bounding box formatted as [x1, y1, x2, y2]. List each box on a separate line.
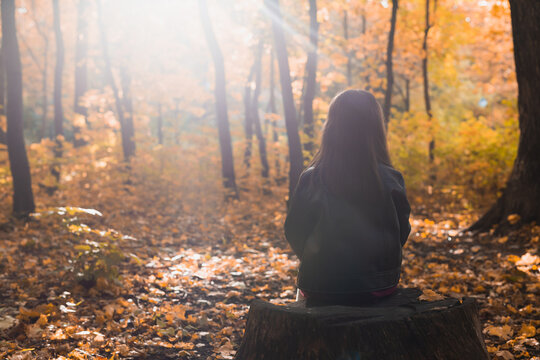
[285, 89, 411, 306]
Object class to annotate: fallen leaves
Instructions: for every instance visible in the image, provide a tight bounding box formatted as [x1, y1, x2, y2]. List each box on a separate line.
[485, 325, 514, 340]
[517, 324, 536, 338]
[216, 340, 235, 359]
[0, 148, 539, 360]
[494, 349, 515, 360]
[515, 252, 539, 267]
[507, 214, 520, 225]
[0, 316, 17, 331]
[418, 289, 446, 301]
[50, 328, 67, 340]
[400, 217, 540, 359]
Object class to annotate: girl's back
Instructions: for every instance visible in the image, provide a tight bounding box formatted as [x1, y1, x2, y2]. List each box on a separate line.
[284, 89, 411, 301]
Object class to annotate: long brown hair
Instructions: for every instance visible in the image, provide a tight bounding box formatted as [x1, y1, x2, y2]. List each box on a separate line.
[310, 89, 391, 204]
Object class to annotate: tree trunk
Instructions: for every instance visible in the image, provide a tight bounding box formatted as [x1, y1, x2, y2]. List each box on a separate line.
[302, 0, 318, 159]
[267, 49, 281, 180]
[405, 77, 410, 112]
[252, 39, 269, 178]
[51, 0, 64, 182]
[235, 289, 489, 360]
[266, 0, 304, 200]
[296, 75, 306, 130]
[361, 10, 368, 88]
[422, 0, 435, 181]
[470, 0, 540, 232]
[0, 45, 6, 144]
[40, 41, 48, 140]
[73, 0, 89, 146]
[173, 99, 180, 145]
[2, 0, 36, 217]
[53, 0, 64, 134]
[97, 0, 133, 162]
[26, 5, 49, 140]
[53, 0, 64, 139]
[157, 103, 163, 145]
[383, 0, 398, 126]
[244, 65, 255, 169]
[198, 0, 238, 195]
[120, 67, 136, 159]
[343, 10, 352, 87]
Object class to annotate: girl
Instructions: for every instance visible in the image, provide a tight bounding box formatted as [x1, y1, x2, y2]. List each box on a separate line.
[285, 89, 410, 306]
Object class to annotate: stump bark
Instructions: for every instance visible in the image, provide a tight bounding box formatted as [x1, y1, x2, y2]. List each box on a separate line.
[235, 288, 489, 360]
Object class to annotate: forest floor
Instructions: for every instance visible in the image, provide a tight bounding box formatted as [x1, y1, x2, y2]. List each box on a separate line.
[0, 149, 539, 360]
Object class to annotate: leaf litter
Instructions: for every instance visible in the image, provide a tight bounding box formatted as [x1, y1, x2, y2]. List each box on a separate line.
[0, 154, 538, 359]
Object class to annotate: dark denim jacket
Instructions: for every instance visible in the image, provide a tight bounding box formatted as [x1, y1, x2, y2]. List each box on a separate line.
[284, 164, 411, 293]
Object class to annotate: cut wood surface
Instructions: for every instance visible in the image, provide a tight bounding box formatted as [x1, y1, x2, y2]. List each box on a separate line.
[235, 288, 489, 360]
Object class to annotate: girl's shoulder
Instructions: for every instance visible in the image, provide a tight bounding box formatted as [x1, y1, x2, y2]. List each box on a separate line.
[296, 166, 325, 194]
[378, 163, 406, 190]
[298, 167, 318, 187]
[300, 166, 320, 181]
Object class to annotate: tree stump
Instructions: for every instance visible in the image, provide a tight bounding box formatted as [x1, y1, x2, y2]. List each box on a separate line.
[235, 288, 489, 360]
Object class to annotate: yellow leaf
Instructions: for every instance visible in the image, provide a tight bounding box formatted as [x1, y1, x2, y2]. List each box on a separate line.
[36, 314, 48, 327]
[506, 305, 517, 314]
[518, 324, 536, 338]
[516, 253, 539, 266]
[217, 340, 235, 358]
[74, 245, 91, 251]
[494, 350, 515, 360]
[507, 255, 520, 263]
[474, 285, 486, 292]
[418, 289, 445, 301]
[497, 236, 508, 244]
[104, 304, 116, 319]
[50, 328, 67, 340]
[226, 290, 241, 299]
[507, 214, 520, 225]
[19, 307, 41, 319]
[484, 325, 513, 340]
[177, 342, 194, 350]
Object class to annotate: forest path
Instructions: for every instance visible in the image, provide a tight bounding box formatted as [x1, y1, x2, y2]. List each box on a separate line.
[0, 166, 538, 359]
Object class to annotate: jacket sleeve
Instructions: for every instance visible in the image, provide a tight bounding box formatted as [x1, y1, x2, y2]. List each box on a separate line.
[392, 173, 411, 247]
[284, 170, 317, 259]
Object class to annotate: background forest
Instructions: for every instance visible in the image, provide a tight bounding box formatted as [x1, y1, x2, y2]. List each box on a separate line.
[0, 0, 538, 359]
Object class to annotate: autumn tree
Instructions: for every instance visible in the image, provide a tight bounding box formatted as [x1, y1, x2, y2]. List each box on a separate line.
[157, 103, 163, 145]
[97, 0, 134, 162]
[265, 0, 304, 199]
[53, 0, 64, 140]
[20, 4, 49, 140]
[302, 0, 318, 157]
[422, 0, 435, 180]
[243, 64, 255, 169]
[173, 98, 180, 145]
[0, 45, 5, 144]
[401, 76, 410, 112]
[120, 67, 136, 158]
[49, 0, 65, 182]
[2, 0, 36, 216]
[383, 0, 398, 125]
[251, 39, 269, 178]
[360, 8, 367, 86]
[342, 10, 352, 87]
[470, 0, 540, 232]
[73, 0, 89, 145]
[34, 8, 50, 140]
[198, 0, 238, 195]
[266, 49, 281, 179]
